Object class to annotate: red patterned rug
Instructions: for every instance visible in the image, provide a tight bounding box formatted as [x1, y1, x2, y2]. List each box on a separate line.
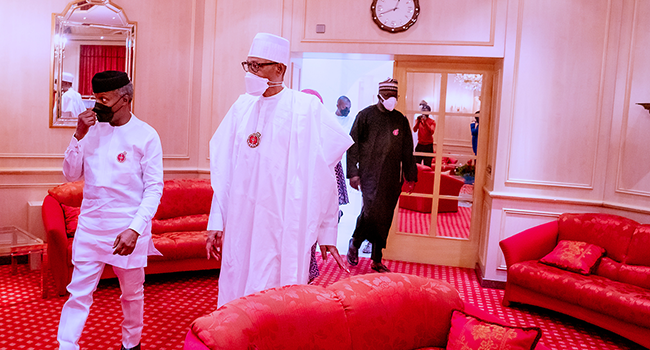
[399, 206, 471, 238]
[0, 258, 644, 349]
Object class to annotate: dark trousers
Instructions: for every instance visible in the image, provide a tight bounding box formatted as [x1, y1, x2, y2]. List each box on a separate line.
[415, 143, 434, 167]
[351, 211, 387, 263]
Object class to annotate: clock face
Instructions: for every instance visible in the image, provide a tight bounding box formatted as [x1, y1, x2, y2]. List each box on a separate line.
[371, 0, 420, 33]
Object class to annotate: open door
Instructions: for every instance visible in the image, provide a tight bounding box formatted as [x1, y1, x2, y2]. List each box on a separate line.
[384, 56, 495, 268]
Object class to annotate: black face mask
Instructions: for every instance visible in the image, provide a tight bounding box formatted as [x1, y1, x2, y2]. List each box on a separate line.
[93, 95, 124, 123]
[340, 107, 350, 117]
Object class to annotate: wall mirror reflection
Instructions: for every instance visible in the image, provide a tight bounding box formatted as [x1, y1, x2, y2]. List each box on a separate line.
[50, 0, 135, 127]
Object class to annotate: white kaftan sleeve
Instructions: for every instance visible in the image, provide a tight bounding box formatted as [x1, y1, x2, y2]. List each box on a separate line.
[128, 131, 164, 235]
[316, 102, 354, 246]
[63, 135, 84, 182]
[207, 97, 244, 231]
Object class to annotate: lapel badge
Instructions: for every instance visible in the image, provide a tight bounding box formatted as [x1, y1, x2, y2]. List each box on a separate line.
[117, 151, 127, 163]
[393, 129, 399, 136]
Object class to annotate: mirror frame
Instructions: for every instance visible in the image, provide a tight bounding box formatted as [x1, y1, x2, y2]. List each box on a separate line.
[50, 0, 136, 127]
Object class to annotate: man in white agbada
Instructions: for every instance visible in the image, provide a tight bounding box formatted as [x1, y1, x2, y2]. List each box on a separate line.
[206, 33, 353, 307]
[56, 72, 86, 120]
[57, 71, 163, 350]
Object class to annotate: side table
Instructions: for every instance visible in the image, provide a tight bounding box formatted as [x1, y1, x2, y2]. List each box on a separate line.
[1, 226, 48, 298]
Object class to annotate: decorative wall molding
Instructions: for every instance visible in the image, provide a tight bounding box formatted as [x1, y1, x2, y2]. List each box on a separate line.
[300, 0, 498, 46]
[497, 208, 561, 269]
[505, 0, 613, 189]
[615, 0, 650, 198]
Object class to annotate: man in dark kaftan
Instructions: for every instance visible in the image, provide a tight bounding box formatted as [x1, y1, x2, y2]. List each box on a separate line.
[346, 78, 417, 273]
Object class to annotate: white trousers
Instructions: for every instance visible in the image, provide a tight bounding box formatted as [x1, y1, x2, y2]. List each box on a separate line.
[57, 260, 145, 350]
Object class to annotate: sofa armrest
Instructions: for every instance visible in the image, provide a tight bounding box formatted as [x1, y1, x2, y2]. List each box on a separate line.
[42, 194, 71, 296]
[499, 220, 559, 268]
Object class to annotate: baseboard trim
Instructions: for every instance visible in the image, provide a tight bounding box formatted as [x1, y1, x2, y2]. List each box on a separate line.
[474, 263, 505, 289]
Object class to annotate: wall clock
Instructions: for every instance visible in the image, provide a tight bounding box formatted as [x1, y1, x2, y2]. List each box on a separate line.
[371, 0, 420, 33]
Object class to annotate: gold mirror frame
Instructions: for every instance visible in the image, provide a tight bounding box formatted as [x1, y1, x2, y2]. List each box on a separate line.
[50, 0, 136, 127]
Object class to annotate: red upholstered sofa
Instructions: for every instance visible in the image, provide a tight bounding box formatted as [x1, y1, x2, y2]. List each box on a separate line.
[500, 213, 650, 349]
[42, 178, 219, 296]
[399, 163, 465, 213]
[184, 273, 550, 350]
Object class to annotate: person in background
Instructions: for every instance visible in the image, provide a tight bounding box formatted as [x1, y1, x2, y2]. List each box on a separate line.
[346, 78, 417, 273]
[335, 96, 354, 134]
[471, 111, 480, 155]
[57, 71, 163, 350]
[413, 100, 436, 167]
[205, 33, 352, 308]
[57, 72, 86, 120]
[301, 88, 349, 283]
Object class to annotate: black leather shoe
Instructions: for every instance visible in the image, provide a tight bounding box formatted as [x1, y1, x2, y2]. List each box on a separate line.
[121, 344, 141, 350]
[371, 262, 391, 273]
[347, 239, 359, 266]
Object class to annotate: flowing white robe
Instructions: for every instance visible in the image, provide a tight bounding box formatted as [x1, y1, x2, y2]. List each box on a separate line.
[208, 88, 353, 307]
[63, 114, 163, 269]
[61, 88, 86, 119]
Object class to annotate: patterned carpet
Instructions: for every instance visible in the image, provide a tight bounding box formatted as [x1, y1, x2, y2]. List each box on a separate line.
[0, 257, 645, 349]
[398, 206, 472, 238]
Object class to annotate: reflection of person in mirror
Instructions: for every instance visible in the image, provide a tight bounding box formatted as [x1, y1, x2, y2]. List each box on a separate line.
[57, 71, 163, 350]
[471, 111, 480, 155]
[413, 100, 436, 167]
[346, 78, 417, 273]
[59, 72, 86, 120]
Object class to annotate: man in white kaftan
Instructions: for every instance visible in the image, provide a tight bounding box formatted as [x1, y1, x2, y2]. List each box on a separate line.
[206, 33, 353, 308]
[57, 71, 163, 350]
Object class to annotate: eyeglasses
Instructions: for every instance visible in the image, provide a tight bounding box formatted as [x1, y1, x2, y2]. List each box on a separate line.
[241, 61, 277, 73]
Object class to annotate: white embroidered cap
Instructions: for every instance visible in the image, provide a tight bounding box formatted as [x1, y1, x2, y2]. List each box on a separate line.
[248, 33, 290, 66]
[62, 72, 74, 83]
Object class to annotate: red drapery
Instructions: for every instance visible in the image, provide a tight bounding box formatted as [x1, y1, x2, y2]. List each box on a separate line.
[78, 45, 126, 96]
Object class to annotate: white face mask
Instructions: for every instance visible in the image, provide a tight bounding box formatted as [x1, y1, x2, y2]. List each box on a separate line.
[245, 72, 269, 96]
[380, 95, 397, 111]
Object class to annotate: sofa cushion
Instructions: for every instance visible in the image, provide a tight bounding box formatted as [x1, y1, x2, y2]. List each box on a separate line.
[152, 214, 209, 234]
[594, 257, 622, 281]
[61, 204, 80, 237]
[154, 178, 213, 220]
[578, 275, 650, 329]
[446, 310, 542, 350]
[331, 274, 464, 349]
[626, 225, 650, 266]
[48, 181, 84, 207]
[539, 240, 605, 275]
[510, 260, 650, 329]
[151, 231, 209, 260]
[618, 264, 650, 290]
[508, 261, 593, 306]
[558, 213, 638, 263]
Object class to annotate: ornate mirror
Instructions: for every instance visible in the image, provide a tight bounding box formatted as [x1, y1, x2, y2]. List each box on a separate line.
[50, 0, 136, 127]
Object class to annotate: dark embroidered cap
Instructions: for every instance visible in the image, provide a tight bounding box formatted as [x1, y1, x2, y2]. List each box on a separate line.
[92, 71, 130, 93]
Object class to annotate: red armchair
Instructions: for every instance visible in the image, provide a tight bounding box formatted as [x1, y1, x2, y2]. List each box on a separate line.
[42, 178, 220, 296]
[399, 163, 465, 213]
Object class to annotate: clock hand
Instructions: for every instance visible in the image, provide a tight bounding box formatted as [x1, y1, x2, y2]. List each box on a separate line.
[379, 8, 397, 15]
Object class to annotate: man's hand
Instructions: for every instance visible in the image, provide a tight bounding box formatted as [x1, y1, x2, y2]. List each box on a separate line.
[350, 176, 361, 191]
[74, 108, 96, 140]
[319, 245, 350, 274]
[405, 181, 416, 194]
[206, 230, 223, 260]
[112, 229, 139, 255]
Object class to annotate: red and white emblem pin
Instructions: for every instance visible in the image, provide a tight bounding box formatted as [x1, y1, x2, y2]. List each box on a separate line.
[117, 151, 127, 163]
[247, 132, 261, 148]
[393, 129, 399, 136]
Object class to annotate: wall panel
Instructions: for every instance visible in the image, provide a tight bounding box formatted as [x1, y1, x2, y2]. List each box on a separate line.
[507, 0, 611, 189]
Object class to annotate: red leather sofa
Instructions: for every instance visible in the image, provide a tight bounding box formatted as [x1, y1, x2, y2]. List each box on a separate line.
[184, 273, 550, 350]
[500, 213, 650, 349]
[399, 163, 465, 213]
[42, 178, 220, 296]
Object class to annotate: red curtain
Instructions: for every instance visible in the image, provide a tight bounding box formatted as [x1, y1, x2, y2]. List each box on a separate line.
[78, 45, 126, 96]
